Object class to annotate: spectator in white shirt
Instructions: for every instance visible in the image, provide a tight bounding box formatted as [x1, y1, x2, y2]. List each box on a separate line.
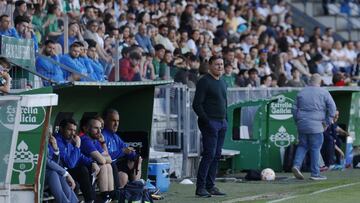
[331, 41, 350, 73]
[257, 0, 272, 20]
[344, 41, 357, 65]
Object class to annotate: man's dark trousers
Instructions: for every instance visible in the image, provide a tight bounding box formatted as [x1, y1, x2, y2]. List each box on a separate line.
[321, 135, 335, 166]
[196, 119, 227, 190]
[68, 165, 95, 202]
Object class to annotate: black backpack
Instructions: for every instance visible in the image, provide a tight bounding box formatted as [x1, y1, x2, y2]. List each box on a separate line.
[119, 180, 153, 203]
[244, 169, 262, 181]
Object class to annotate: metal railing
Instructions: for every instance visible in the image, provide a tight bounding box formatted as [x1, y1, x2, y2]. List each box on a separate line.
[151, 85, 303, 177]
[8, 53, 97, 91]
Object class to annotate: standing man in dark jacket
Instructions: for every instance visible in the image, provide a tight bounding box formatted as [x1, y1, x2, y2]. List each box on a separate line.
[192, 55, 227, 197]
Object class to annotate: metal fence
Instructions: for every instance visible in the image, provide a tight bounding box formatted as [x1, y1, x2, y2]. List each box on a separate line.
[151, 84, 302, 177]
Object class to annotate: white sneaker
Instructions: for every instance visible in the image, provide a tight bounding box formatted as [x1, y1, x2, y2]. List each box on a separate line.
[292, 167, 304, 180]
[310, 175, 327, 180]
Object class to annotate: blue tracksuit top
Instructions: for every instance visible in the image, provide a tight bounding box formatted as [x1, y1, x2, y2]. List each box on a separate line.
[35, 54, 65, 86]
[0, 28, 19, 38]
[47, 144, 67, 176]
[292, 86, 337, 134]
[78, 56, 94, 81]
[79, 57, 105, 81]
[102, 128, 136, 161]
[88, 58, 105, 81]
[55, 133, 93, 169]
[60, 54, 88, 80]
[80, 135, 104, 157]
[56, 34, 77, 52]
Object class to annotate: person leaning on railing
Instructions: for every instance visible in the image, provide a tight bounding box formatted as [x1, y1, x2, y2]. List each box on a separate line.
[0, 57, 12, 94]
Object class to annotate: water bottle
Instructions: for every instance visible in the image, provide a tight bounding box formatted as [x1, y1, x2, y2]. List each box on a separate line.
[345, 136, 353, 168]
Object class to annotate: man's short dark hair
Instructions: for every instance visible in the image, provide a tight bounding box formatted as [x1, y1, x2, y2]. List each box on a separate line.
[154, 44, 165, 51]
[86, 117, 100, 128]
[15, 0, 26, 7]
[129, 51, 142, 60]
[103, 108, 119, 120]
[44, 39, 55, 46]
[121, 47, 131, 56]
[189, 54, 199, 62]
[85, 39, 97, 49]
[14, 15, 30, 27]
[0, 57, 10, 69]
[224, 61, 233, 68]
[59, 118, 77, 129]
[0, 14, 9, 21]
[167, 12, 176, 18]
[248, 68, 258, 75]
[159, 24, 168, 30]
[249, 46, 258, 53]
[208, 55, 222, 64]
[120, 25, 130, 33]
[70, 42, 82, 49]
[87, 20, 98, 28]
[73, 41, 84, 47]
[79, 116, 92, 132]
[84, 5, 96, 11]
[109, 26, 119, 33]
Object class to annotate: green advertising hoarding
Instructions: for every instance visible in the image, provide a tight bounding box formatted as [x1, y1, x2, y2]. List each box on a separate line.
[9, 106, 46, 184]
[0, 99, 20, 185]
[0, 36, 35, 68]
[348, 92, 360, 146]
[264, 93, 298, 171]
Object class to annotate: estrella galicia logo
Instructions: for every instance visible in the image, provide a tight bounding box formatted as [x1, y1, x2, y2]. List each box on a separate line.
[269, 95, 294, 120]
[270, 126, 295, 148]
[0, 104, 45, 131]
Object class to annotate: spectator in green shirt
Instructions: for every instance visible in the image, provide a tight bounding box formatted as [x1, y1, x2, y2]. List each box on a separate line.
[31, 4, 43, 39]
[221, 62, 236, 87]
[152, 44, 165, 79]
[43, 4, 63, 41]
[159, 50, 175, 80]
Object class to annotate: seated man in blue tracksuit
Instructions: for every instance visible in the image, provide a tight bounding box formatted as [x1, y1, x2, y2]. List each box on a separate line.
[85, 39, 105, 81]
[60, 42, 88, 81]
[56, 22, 82, 53]
[80, 117, 114, 202]
[46, 134, 78, 203]
[35, 40, 65, 86]
[55, 118, 98, 203]
[77, 40, 105, 82]
[102, 109, 141, 189]
[14, 15, 39, 52]
[0, 14, 19, 38]
[77, 41, 95, 82]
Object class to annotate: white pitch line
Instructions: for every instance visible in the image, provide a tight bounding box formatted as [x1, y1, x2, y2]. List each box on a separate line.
[310, 182, 360, 195]
[267, 195, 300, 203]
[268, 181, 360, 203]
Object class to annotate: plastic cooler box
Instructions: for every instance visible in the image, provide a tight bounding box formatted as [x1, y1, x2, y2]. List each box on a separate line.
[148, 162, 170, 192]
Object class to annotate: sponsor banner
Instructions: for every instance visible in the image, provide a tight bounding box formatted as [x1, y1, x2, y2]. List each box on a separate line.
[269, 95, 294, 120]
[0, 104, 45, 132]
[0, 36, 35, 67]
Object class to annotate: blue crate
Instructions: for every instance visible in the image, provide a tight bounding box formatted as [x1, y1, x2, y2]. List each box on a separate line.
[148, 162, 170, 192]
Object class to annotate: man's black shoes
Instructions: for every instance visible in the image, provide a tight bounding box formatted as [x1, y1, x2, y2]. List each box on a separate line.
[207, 187, 226, 196]
[195, 188, 211, 198]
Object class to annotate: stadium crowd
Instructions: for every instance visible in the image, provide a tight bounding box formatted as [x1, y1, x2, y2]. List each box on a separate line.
[0, 0, 359, 89]
[0, 0, 358, 201]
